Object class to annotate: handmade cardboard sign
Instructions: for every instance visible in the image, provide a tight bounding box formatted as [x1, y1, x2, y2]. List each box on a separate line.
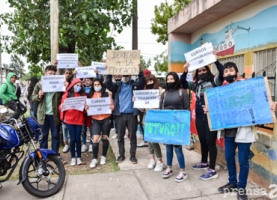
[57, 54, 78, 69]
[133, 89, 159, 109]
[75, 66, 96, 78]
[184, 42, 216, 72]
[91, 61, 106, 75]
[41, 75, 65, 92]
[106, 50, 140, 75]
[144, 110, 191, 145]
[62, 96, 86, 111]
[86, 97, 111, 116]
[204, 76, 276, 131]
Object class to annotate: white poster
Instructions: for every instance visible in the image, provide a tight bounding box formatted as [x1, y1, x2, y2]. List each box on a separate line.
[62, 96, 86, 111]
[91, 61, 106, 75]
[75, 66, 97, 78]
[184, 42, 216, 72]
[86, 97, 111, 116]
[41, 75, 66, 92]
[133, 89, 159, 109]
[57, 53, 78, 69]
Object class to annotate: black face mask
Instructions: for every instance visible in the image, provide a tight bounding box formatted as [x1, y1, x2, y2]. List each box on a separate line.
[115, 79, 121, 83]
[224, 75, 237, 83]
[167, 82, 175, 89]
[198, 73, 209, 80]
[146, 83, 154, 89]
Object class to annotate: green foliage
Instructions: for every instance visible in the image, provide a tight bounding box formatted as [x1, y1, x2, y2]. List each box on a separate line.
[140, 56, 151, 70]
[154, 51, 168, 74]
[28, 64, 44, 80]
[0, 0, 134, 66]
[3, 54, 25, 77]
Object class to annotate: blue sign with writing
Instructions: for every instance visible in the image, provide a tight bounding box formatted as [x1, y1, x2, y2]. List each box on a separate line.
[206, 76, 274, 130]
[144, 110, 191, 145]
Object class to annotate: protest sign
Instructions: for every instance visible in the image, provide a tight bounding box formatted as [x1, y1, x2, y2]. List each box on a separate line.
[184, 42, 216, 72]
[91, 61, 106, 75]
[204, 76, 276, 131]
[41, 75, 65, 92]
[133, 89, 159, 109]
[106, 50, 140, 75]
[144, 110, 191, 145]
[86, 97, 111, 116]
[62, 96, 86, 112]
[57, 53, 78, 69]
[75, 66, 96, 78]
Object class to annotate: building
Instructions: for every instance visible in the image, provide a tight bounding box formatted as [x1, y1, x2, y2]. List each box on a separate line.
[168, 0, 277, 191]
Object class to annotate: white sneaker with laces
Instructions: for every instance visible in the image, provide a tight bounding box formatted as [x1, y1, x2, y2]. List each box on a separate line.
[88, 144, 93, 152]
[90, 159, 98, 168]
[111, 134, 118, 139]
[70, 158, 76, 166]
[147, 159, 156, 169]
[62, 145, 69, 153]
[81, 144, 88, 152]
[137, 141, 148, 147]
[100, 156, 106, 165]
[175, 171, 188, 183]
[154, 161, 166, 172]
[77, 158, 83, 165]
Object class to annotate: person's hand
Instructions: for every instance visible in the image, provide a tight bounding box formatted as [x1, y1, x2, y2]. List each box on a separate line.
[132, 96, 136, 102]
[183, 63, 189, 73]
[213, 48, 218, 59]
[94, 69, 99, 74]
[38, 90, 44, 99]
[78, 61, 82, 67]
[271, 102, 277, 112]
[64, 81, 69, 87]
[53, 60, 58, 67]
[84, 102, 88, 111]
[202, 105, 209, 114]
[110, 104, 114, 110]
[73, 69, 77, 76]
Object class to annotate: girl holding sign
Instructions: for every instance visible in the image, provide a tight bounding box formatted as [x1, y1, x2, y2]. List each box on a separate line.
[59, 78, 87, 166]
[86, 79, 114, 168]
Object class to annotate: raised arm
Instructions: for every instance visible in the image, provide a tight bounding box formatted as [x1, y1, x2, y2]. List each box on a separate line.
[133, 64, 145, 90]
[105, 75, 117, 93]
[180, 63, 194, 91]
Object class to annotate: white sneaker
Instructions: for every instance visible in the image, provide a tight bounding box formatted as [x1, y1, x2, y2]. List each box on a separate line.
[154, 161, 166, 172]
[147, 159, 156, 169]
[100, 156, 106, 165]
[137, 141, 148, 147]
[70, 158, 76, 166]
[111, 134, 118, 139]
[77, 158, 83, 165]
[81, 144, 88, 152]
[88, 144, 93, 152]
[90, 159, 98, 168]
[62, 145, 69, 153]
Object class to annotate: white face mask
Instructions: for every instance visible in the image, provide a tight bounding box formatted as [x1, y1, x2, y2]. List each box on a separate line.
[94, 86, 102, 92]
[122, 77, 130, 82]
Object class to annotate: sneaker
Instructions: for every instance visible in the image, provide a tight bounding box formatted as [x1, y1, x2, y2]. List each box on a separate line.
[88, 144, 93, 152]
[137, 141, 148, 147]
[130, 156, 138, 164]
[154, 161, 166, 172]
[81, 144, 88, 152]
[77, 158, 83, 165]
[90, 159, 98, 168]
[192, 163, 209, 170]
[147, 159, 156, 169]
[162, 168, 173, 178]
[70, 158, 76, 166]
[175, 171, 188, 183]
[218, 183, 238, 193]
[111, 134, 118, 139]
[100, 156, 106, 165]
[116, 156, 125, 163]
[237, 188, 248, 200]
[62, 145, 69, 153]
[200, 168, 219, 180]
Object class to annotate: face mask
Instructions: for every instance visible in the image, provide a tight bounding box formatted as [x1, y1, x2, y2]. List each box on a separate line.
[146, 83, 154, 89]
[122, 77, 130, 82]
[74, 85, 82, 93]
[94, 86, 102, 92]
[224, 74, 237, 83]
[115, 79, 121, 83]
[84, 86, 91, 94]
[198, 73, 209, 80]
[167, 82, 175, 89]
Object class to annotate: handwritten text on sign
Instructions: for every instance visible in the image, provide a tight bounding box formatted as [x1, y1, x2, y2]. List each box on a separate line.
[91, 61, 106, 75]
[145, 110, 191, 145]
[86, 97, 111, 116]
[41, 75, 65, 92]
[106, 50, 140, 75]
[62, 96, 86, 112]
[205, 76, 276, 130]
[184, 42, 216, 72]
[57, 54, 78, 69]
[75, 66, 96, 78]
[133, 89, 159, 109]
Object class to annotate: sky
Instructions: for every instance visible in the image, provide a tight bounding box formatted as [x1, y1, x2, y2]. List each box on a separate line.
[0, 0, 174, 72]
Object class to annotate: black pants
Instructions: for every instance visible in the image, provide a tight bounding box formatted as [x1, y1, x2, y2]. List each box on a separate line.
[4, 100, 24, 119]
[196, 117, 217, 169]
[138, 111, 144, 138]
[116, 114, 138, 157]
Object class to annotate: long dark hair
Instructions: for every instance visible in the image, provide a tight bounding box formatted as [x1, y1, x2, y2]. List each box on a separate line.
[27, 77, 39, 101]
[194, 66, 214, 82]
[165, 72, 182, 91]
[68, 83, 85, 98]
[88, 78, 107, 98]
[144, 74, 160, 89]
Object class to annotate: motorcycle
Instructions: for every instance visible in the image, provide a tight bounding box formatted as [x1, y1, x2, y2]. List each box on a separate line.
[0, 103, 65, 198]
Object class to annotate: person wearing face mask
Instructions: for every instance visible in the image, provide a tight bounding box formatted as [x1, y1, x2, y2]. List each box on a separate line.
[59, 78, 87, 166]
[86, 79, 114, 168]
[180, 51, 224, 181]
[160, 72, 190, 182]
[105, 64, 145, 164]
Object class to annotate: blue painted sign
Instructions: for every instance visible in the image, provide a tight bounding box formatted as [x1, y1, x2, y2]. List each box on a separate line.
[205, 76, 275, 130]
[144, 110, 191, 145]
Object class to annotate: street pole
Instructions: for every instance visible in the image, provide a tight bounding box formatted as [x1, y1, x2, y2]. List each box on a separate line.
[0, 33, 2, 84]
[50, 0, 59, 72]
[132, 0, 138, 50]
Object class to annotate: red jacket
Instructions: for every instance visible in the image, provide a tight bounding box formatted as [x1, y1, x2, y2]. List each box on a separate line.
[59, 78, 86, 126]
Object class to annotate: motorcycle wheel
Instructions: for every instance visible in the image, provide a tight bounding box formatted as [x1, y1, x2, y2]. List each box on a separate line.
[22, 155, 65, 198]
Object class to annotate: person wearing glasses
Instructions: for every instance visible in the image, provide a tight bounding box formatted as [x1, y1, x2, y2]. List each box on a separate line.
[180, 50, 224, 181]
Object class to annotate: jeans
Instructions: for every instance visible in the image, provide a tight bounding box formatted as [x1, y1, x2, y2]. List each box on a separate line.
[148, 143, 162, 158]
[40, 115, 60, 154]
[166, 145, 185, 169]
[62, 123, 69, 143]
[82, 124, 93, 145]
[66, 124, 83, 158]
[4, 100, 25, 119]
[116, 114, 137, 157]
[225, 137, 251, 188]
[196, 117, 218, 169]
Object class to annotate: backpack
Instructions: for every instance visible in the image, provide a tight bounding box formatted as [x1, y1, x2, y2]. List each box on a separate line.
[0, 83, 8, 105]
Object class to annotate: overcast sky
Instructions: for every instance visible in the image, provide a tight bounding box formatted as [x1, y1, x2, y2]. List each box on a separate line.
[0, 0, 173, 71]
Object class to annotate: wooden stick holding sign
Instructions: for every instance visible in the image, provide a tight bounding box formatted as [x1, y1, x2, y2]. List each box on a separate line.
[106, 50, 140, 75]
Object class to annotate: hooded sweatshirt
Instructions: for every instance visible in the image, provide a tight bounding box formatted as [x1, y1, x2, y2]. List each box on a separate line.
[0, 72, 18, 104]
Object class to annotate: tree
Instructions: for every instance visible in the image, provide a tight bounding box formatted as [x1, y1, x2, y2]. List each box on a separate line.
[140, 56, 151, 70]
[3, 54, 25, 77]
[0, 0, 135, 67]
[154, 51, 168, 75]
[28, 64, 44, 80]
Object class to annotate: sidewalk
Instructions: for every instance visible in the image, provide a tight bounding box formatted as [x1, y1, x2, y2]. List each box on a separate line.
[0, 133, 274, 200]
